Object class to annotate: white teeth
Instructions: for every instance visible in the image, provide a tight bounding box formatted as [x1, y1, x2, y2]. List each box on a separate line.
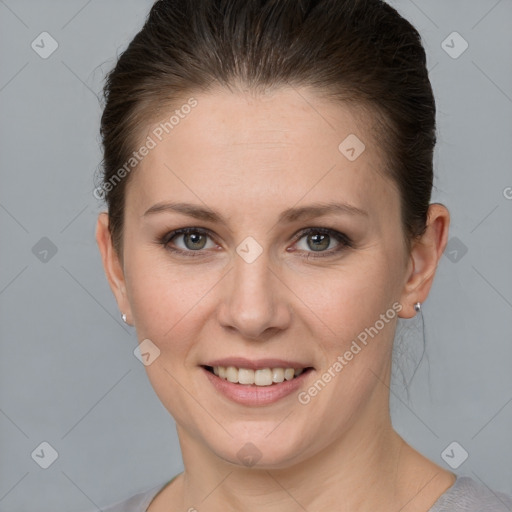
[239, 368, 255, 385]
[210, 366, 307, 386]
[272, 368, 284, 383]
[254, 368, 272, 386]
[284, 368, 295, 381]
[226, 366, 238, 383]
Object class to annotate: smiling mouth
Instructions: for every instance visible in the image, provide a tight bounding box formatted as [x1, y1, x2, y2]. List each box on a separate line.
[202, 365, 314, 386]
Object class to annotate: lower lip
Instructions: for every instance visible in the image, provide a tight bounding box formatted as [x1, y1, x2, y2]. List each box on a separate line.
[201, 367, 313, 406]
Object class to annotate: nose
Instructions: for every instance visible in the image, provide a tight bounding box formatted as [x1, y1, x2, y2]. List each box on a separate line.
[217, 250, 291, 340]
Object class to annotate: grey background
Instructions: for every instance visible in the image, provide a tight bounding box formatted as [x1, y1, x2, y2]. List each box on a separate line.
[0, 1, 511, 511]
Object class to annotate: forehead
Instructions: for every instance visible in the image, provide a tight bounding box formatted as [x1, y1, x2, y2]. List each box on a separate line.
[126, 86, 398, 222]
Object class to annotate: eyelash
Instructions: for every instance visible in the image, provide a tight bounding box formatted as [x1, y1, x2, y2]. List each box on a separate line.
[157, 227, 353, 259]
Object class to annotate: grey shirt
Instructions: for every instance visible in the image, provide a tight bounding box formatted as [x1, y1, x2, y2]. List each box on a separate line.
[97, 474, 512, 511]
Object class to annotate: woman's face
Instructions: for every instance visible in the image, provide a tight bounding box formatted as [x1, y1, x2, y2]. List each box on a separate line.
[101, 86, 418, 468]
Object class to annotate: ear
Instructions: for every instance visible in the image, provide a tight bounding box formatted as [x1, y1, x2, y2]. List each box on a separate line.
[95, 212, 133, 325]
[398, 203, 450, 318]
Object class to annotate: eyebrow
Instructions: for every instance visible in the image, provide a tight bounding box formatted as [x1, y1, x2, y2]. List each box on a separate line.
[143, 201, 369, 224]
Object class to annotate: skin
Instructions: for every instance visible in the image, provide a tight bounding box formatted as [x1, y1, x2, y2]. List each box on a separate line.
[96, 86, 454, 512]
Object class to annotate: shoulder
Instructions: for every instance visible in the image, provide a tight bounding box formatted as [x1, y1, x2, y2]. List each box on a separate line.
[429, 475, 512, 512]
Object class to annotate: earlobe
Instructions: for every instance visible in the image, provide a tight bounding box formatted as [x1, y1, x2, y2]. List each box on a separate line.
[398, 203, 450, 319]
[95, 212, 132, 323]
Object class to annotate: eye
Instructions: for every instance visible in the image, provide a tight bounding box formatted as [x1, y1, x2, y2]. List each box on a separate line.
[160, 227, 218, 256]
[291, 227, 352, 257]
[158, 226, 352, 259]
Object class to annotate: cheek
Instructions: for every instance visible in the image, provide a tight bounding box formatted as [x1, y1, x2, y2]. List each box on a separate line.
[124, 248, 221, 351]
[289, 254, 399, 339]
[123, 252, 221, 416]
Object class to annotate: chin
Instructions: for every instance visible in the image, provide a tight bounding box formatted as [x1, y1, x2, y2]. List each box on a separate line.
[206, 426, 313, 470]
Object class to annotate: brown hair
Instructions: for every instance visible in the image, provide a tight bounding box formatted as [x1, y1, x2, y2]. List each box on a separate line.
[98, 0, 436, 262]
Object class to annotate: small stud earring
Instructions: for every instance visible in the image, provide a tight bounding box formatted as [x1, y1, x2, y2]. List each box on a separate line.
[414, 302, 421, 313]
[121, 313, 127, 323]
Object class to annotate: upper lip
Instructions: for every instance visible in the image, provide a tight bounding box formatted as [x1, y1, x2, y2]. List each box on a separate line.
[203, 357, 314, 370]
